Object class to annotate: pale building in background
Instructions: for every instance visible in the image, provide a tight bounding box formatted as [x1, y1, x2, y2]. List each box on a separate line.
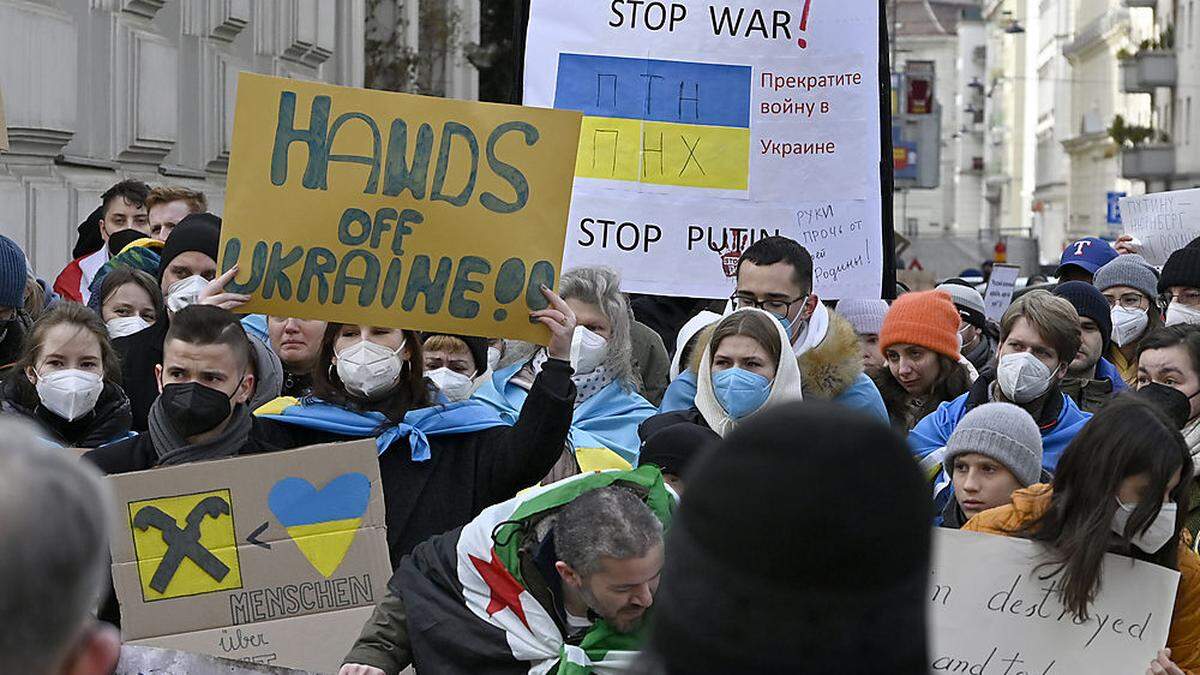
[1032, 0, 1073, 262]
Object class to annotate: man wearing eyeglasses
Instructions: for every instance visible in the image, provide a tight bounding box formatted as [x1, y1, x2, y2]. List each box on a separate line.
[1162, 243, 1200, 328]
[729, 236, 888, 421]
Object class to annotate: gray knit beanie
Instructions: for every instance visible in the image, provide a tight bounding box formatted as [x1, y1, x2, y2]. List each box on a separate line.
[1093, 256, 1158, 299]
[943, 402, 1043, 486]
[836, 299, 889, 335]
[936, 282, 987, 329]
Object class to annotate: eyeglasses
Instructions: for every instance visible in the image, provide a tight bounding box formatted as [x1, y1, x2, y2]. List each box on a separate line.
[729, 293, 807, 318]
[1171, 290, 1200, 308]
[1103, 292, 1149, 310]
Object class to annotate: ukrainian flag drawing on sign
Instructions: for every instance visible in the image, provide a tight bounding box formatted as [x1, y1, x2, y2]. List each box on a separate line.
[554, 54, 751, 191]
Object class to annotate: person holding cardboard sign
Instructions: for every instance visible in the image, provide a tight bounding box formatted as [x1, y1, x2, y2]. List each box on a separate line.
[474, 267, 657, 475]
[255, 286, 578, 566]
[963, 396, 1200, 674]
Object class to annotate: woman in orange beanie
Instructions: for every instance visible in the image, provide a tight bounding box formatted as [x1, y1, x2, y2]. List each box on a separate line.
[873, 290, 974, 431]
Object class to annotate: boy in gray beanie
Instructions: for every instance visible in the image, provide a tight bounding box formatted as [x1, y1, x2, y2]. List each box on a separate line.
[940, 402, 1043, 528]
[835, 298, 889, 376]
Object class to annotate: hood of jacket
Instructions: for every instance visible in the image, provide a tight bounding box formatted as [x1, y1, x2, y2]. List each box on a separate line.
[797, 307, 865, 400]
[694, 308, 803, 436]
[247, 333, 284, 411]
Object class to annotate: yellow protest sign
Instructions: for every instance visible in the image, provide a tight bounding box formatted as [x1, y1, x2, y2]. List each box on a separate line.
[128, 489, 243, 601]
[220, 73, 582, 343]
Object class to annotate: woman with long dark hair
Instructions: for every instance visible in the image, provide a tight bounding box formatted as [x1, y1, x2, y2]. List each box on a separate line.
[963, 396, 1200, 673]
[255, 289, 578, 566]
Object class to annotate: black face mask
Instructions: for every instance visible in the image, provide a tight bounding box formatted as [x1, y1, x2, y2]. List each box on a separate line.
[159, 382, 235, 437]
[1136, 382, 1195, 430]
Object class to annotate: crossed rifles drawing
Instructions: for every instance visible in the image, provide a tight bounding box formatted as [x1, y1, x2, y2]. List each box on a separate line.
[133, 496, 232, 594]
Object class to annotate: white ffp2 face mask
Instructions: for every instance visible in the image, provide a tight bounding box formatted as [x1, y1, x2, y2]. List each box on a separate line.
[165, 274, 210, 313]
[569, 326, 609, 375]
[996, 351, 1054, 404]
[106, 315, 152, 339]
[1167, 302, 1200, 327]
[487, 345, 502, 371]
[1111, 307, 1149, 347]
[426, 367, 474, 402]
[35, 369, 104, 421]
[1112, 499, 1178, 553]
[335, 338, 406, 399]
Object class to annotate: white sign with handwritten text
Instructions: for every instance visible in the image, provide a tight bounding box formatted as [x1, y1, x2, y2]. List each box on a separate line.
[930, 529, 1179, 674]
[523, 0, 885, 299]
[1120, 188, 1200, 266]
[984, 264, 1021, 323]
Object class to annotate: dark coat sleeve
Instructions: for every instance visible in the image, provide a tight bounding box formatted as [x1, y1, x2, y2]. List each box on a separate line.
[471, 358, 575, 505]
[81, 435, 155, 475]
[342, 590, 412, 675]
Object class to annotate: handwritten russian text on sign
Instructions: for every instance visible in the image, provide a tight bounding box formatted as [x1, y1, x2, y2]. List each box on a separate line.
[107, 440, 391, 672]
[1119, 188, 1200, 266]
[523, 0, 885, 299]
[220, 73, 582, 343]
[983, 264, 1020, 323]
[930, 529, 1178, 674]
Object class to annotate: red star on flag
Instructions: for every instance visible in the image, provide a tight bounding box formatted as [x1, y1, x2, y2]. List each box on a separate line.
[469, 547, 530, 629]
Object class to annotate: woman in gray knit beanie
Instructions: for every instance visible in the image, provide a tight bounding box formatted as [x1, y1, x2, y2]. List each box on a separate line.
[940, 402, 1043, 528]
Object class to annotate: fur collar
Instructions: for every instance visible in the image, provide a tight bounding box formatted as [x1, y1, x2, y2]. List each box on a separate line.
[682, 311, 863, 400]
[797, 310, 864, 400]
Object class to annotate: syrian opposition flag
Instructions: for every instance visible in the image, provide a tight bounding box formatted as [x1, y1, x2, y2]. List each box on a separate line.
[396, 467, 674, 674]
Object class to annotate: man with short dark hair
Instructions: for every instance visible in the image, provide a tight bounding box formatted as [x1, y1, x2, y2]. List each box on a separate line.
[1053, 281, 1127, 413]
[910, 290, 1092, 473]
[54, 179, 151, 303]
[0, 419, 121, 675]
[340, 472, 670, 675]
[85, 305, 267, 473]
[728, 236, 888, 420]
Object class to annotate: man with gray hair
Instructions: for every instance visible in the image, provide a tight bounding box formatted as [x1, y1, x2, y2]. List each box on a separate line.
[0, 420, 121, 675]
[341, 470, 671, 675]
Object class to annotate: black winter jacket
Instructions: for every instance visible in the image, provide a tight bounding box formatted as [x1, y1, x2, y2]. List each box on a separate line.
[1, 376, 132, 447]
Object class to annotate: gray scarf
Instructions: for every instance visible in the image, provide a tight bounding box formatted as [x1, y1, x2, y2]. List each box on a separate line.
[149, 399, 253, 467]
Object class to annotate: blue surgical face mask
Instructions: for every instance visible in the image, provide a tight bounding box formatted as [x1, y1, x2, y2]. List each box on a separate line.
[712, 367, 773, 419]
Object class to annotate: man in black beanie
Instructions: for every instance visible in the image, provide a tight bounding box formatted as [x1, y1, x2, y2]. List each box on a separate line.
[636, 401, 931, 675]
[1052, 281, 1126, 413]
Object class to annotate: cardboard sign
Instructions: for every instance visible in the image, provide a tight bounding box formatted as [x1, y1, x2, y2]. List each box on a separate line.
[930, 529, 1179, 674]
[983, 264, 1021, 323]
[107, 440, 391, 672]
[220, 73, 582, 343]
[116, 645, 315, 674]
[523, 0, 886, 299]
[1120, 188, 1200, 266]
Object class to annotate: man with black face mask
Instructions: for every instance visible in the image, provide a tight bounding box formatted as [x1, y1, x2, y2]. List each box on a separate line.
[84, 305, 267, 473]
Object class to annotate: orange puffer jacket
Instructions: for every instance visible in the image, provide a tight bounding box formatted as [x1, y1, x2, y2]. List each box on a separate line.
[964, 484, 1200, 674]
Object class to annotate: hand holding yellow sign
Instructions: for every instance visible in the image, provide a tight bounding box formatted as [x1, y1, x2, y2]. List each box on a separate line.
[220, 73, 582, 343]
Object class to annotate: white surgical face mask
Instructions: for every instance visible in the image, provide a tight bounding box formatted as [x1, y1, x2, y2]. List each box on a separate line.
[1111, 498, 1178, 553]
[106, 315, 151, 339]
[569, 326, 609, 375]
[426, 367, 474, 402]
[996, 351, 1054, 404]
[35, 369, 103, 421]
[335, 338, 406, 399]
[166, 274, 209, 313]
[1111, 306, 1150, 347]
[487, 345, 502, 371]
[1167, 302, 1200, 327]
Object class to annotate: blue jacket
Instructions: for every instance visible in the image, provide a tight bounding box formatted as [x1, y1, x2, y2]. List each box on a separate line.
[1096, 357, 1128, 392]
[908, 373, 1092, 473]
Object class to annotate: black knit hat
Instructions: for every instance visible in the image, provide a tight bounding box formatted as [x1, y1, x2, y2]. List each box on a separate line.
[420, 332, 489, 377]
[639, 422, 718, 478]
[158, 213, 221, 280]
[1053, 281, 1113, 354]
[1160, 247, 1200, 294]
[647, 401, 931, 674]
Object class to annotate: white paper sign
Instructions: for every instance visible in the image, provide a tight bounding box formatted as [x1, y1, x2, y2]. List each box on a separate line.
[984, 264, 1021, 322]
[931, 529, 1179, 674]
[1119, 188, 1200, 266]
[523, 1, 884, 299]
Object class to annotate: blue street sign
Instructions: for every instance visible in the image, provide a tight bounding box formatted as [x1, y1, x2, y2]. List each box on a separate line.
[1107, 191, 1127, 225]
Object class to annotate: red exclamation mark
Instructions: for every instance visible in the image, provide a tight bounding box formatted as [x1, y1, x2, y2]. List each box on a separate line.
[797, 0, 813, 48]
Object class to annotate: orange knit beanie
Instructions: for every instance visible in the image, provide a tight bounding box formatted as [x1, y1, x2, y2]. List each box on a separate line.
[879, 290, 962, 360]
